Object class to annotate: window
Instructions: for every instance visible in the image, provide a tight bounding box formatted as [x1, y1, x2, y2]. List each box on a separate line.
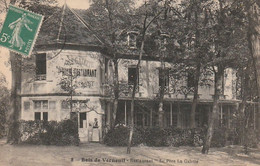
[159, 69, 169, 87]
[43, 112, 48, 121]
[42, 101, 48, 109]
[159, 37, 167, 51]
[187, 72, 195, 88]
[24, 102, 30, 110]
[35, 53, 46, 80]
[221, 72, 227, 95]
[127, 31, 138, 48]
[34, 112, 41, 121]
[61, 100, 89, 110]
[33, 100, 48, 110]
[34, 112, 48, 121]
[80, 112, 86, 128]
[128, 67, 139, 85]
[49, 101, 56, 109]
[104, 58, 109, 75]
[34, 101, 41, 109]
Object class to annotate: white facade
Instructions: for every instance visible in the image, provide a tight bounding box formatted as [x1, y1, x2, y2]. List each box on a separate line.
[20, 47, 240, 142]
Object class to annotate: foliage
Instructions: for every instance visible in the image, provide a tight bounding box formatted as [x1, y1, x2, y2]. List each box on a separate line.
[0, 73, 10, 138]
[17, 119, 79, 145]
[103, 125, 144, 146]
[145, 127, 168, 146]
[165, 128, 205, 147]
[103, 125, 257, 148]
[104, 126, 205, 147]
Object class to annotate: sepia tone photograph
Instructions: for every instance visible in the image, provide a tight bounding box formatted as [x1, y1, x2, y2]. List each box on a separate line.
[0, 0, 259, 165]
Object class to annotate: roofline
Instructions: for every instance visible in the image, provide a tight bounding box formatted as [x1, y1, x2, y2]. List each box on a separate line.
[34, 42, 181, 62]
[35, 42, 104, 52]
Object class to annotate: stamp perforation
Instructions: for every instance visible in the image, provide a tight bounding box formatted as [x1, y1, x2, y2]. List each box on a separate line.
[0, 4, 44, 57]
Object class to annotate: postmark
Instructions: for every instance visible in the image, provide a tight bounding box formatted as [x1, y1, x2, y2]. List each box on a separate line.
[0, 5, 43, 56]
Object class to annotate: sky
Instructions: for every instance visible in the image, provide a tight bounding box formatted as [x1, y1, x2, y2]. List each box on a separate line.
[0, 0, 145, 89]
[58, 0, 90, 9]
[57, 0, 145, 9]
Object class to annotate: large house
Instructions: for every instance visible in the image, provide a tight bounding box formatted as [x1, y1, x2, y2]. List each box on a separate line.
[19, 3, 260, 142]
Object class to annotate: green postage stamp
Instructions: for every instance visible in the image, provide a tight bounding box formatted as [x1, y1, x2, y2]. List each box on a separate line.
[0, 5, 43, 56]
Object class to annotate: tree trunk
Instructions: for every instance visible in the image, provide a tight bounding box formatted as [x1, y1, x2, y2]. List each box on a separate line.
[126, 3, 165, 154]
[158, 62, 166, 128]
[202, 66, 223, 154]
[190, 1, 200, 129]
[190, 64, 200, 128]
[247, 1, 260, 135]
[7, 52, 21, 144]
[127, 38, 145, 154]
[111, 59, 119, 128]
[238, 64, 250, 154]
[127, 97, 135, 154]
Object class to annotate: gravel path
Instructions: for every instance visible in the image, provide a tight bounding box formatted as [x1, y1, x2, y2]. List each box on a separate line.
[0, 138, 259, 166]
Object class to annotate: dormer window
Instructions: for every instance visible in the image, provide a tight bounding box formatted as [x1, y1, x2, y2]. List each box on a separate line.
[159, 32, 169, 51]
[127, 31, 138, 49]
[253, 5, 259, 15]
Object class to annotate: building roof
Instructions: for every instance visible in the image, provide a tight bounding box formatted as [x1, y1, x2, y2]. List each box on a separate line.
[35, 5, 104, 47]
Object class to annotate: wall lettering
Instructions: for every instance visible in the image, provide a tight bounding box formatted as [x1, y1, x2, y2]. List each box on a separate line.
[58, 67, 97, 77]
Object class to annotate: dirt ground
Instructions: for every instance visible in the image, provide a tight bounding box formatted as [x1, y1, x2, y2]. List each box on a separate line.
[0, 138, 260, 166]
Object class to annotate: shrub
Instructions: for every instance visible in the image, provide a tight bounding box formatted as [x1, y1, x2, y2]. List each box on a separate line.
[18, 119, 79, 146]
[244, 127, 259, 148]
[104, 125, 129, 146]
[210, 127, 227, 147]
[144, 127, 168, 146]
[104, 125, 255, 148]
[104, 127, 205, 147]
[165, 128, 205, 147]
[103, 125, 144, 146]
[7, 121, 21, 144]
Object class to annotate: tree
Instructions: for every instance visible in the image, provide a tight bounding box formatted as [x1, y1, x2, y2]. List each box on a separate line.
[86, 0, 135, 129]
[7, 0, 58, 143]
[126, 0, 169, 153]
[201, 0, 253, 154]
[230, 0, 260, 154]
[0, 72, 10, 138]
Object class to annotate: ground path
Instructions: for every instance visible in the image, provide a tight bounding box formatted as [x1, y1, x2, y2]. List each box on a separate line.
[0, 138, 260, 166]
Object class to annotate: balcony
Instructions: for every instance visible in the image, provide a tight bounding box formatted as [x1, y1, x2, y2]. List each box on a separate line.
[102, 83, 143, 97]
[35, 74, 46, 81]
[120, 83, 143, 97]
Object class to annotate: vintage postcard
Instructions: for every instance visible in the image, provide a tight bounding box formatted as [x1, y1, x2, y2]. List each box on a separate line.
[0, 0, 259, 166]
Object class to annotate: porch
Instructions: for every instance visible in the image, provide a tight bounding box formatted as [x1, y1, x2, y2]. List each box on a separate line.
[103, 99, 259, 130]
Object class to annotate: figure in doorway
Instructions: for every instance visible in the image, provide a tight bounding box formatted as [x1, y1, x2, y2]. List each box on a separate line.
[93, 118, 99, 128]
[92, 118, 100, 142]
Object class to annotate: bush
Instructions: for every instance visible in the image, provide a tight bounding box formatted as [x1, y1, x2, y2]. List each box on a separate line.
[210, 127, 227, 147]
[244, 127, 259, 148]
[144, 127, 168, 146]
[18, 119, 79, 146]
[103, 125, 144, 146]
[165, 128, 205, 147]
[104, 125, 256, 148]
[104, 126, 205, 147]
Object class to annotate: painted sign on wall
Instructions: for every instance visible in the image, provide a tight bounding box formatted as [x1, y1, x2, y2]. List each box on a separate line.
[51, 51, 102, 94]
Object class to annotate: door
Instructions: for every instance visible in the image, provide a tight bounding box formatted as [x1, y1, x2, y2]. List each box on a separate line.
[78, 112, 88, 142]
